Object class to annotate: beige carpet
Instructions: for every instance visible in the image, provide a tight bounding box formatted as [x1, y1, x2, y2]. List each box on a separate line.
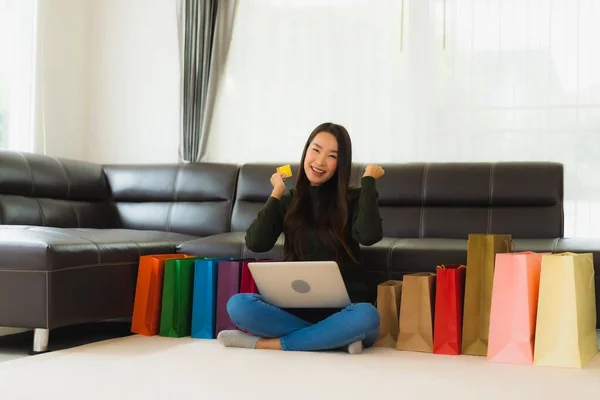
[0, 335, 599, 399]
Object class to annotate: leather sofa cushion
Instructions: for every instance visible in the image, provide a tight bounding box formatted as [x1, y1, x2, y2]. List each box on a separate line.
[228, 162, 563, 239]
[178, 232, 249, 260]
[375, 162, 563, 239]
[0, 226, 196, 271]
[0, 195, 118, 228]
[103, 163, 239, 237]
[0, 151, 118, 228]
[375, 162, 562, 207]
[0, 151, 110, 201]
[178, 232, 277, 260]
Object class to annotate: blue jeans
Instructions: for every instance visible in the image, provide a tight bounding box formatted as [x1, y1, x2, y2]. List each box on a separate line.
[226, 293, 380, 351]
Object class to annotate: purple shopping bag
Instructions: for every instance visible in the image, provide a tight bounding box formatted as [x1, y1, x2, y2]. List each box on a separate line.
[215, 260, 243, 334]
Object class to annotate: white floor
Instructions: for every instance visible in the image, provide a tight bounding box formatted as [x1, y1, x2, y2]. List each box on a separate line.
[0, 321, 135, 365]
[0, 328, 30, 362]
[0, 350, 24, 363]
[0, 335, 599, 400]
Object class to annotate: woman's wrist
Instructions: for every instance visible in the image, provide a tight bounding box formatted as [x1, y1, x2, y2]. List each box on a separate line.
[271, 188, 284, 199]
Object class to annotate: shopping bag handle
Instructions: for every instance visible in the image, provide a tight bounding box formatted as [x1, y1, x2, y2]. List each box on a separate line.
[437, 264, 466, 270]
[503, 239, 515, 253]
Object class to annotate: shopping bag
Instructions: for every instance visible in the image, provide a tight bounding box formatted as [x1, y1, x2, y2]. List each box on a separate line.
[396, 273, 436, 353]
[533, 252, 598, 368]
[239, 259, 278, 294]
[373, 280, 403, 348]
[433, 265, 466, 355]
[191, 258, 235, 339]
[487, 251, 545, 364]
[159, 257, 201, 338]
[215, 259, 254, 335]
[461, 233, 512, 356]
[240, 260, 260, 294]
[131, 254, 189, 336]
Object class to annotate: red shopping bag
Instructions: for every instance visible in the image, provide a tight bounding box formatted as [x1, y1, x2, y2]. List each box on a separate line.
[240, 261, 260, 294]
[239, 259, 280, 294]
[433, 264, 466, 355]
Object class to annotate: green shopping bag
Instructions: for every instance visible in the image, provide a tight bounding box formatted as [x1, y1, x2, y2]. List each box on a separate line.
[159, 257, 203, 338]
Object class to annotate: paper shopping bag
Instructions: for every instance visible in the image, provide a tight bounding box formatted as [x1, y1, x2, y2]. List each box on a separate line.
[533, 252, 598, 368]
[396, 273, 436, 353]
[239, 259, 278, 294]
[159, 257, 201, 338]
[240, 260, 260, 294]
[487, 252, 544, 364]
[131, 254, 189, 336]
[373, 280, 403, 348]
[461, 234, 512, 356]
[215, 259, 257, 335]
[433, 265, 466, 355]
[191, 258, 236, 339]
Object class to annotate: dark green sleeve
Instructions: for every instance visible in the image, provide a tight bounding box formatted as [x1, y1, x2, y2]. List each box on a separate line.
[244, 195, 286, 253]
[351, 177, 383, 245]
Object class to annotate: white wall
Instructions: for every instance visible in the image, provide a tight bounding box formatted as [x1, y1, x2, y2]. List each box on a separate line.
[32, 0, 180, 164]
[86, 0, 180, 164]
[33, 0, 90, 160]
[206, 0, 404, 164]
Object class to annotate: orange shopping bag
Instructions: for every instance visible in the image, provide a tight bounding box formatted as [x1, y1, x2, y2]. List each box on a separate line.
[487, 251, 545, 364]
[131, 254, 189, 336]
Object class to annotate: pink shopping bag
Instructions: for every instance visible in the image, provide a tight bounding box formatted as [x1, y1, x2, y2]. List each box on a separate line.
[487, 251, 545, 364]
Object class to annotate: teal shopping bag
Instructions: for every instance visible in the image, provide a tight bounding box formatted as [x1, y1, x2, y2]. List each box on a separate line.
[191, 258, 235, 339]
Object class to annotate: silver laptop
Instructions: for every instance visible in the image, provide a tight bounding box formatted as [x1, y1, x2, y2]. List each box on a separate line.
[247, 261, 351, 308]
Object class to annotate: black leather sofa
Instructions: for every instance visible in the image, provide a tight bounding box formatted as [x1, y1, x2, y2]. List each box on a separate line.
[0, 151, 598, 353]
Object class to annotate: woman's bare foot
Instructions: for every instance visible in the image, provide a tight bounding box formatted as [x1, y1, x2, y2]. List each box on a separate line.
[255, 338, 283, 350]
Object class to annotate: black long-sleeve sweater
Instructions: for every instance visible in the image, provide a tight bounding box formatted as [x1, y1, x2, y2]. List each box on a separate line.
[244, 176, 383, 323]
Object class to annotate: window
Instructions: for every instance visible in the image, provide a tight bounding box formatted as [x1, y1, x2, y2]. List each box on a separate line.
[209, 0, 600, 238]
[0, 0, 37, 151]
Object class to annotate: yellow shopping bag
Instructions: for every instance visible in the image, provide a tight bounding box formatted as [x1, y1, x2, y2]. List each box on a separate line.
[533, 252, 598, 368]
[461, 234, 512, 356]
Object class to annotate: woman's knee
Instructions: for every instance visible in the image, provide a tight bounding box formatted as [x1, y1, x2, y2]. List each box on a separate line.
[226, 293, 261, 323]
[347, 303, 380, 331]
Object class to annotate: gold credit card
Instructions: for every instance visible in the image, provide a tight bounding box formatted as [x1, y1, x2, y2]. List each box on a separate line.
[276, 164, 292, 178]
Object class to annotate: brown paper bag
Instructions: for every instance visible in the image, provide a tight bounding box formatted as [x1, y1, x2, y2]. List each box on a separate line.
[396, 273, 436, 353]
[373, 280, 403, 348]
[461, 233, 512, 356]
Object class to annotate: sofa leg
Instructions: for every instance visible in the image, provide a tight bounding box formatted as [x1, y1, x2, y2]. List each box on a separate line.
[30, 328, 50, 355]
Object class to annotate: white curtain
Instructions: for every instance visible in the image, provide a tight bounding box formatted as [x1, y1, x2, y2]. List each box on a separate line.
[206, 0, 600, 238]
[176, 0, 237, 162]
[0, 0, 37, 152]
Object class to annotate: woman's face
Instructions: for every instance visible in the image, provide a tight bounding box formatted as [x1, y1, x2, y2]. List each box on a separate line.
[303, 132, 339, 186]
